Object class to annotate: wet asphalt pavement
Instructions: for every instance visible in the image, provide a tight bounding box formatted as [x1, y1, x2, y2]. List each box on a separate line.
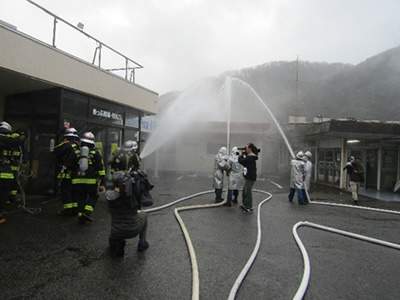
[1, 172, 400, 300]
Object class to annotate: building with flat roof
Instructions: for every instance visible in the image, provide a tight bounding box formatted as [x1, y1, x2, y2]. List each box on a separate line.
[278, 118, 400, 195]
[0, 11, 158, 194]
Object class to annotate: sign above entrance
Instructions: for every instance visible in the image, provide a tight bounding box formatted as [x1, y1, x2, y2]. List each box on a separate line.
[92, 108, 123, 122]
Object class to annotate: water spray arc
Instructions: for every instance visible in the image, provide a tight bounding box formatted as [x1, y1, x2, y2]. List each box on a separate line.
[231, 77, 296, 159]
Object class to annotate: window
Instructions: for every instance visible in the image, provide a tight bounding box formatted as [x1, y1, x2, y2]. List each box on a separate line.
[63, 90, 88, 119]
[126, 109, 140, 128]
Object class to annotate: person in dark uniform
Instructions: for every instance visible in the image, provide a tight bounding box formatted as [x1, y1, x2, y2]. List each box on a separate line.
[7, 128, 28, 204]
[53, 128, 80, 216]
[110, 140, 137, 174]
[0, 121, 22, 224]
[66, 132, 105, 224]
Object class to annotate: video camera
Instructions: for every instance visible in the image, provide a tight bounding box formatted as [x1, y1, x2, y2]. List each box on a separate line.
[236, 146, 261, 155]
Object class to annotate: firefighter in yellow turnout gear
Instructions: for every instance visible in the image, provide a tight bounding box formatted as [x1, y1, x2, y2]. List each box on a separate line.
[66, 132, 105, 224]
[110, 140, 139, 174]
[53, 128, 80, 216]
[0, 122, 22, 224]
[7, 128, 28, 204]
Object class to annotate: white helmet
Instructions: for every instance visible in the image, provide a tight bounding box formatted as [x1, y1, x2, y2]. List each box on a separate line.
[81, 132, 95, 145]
[123, 140, 138, 151]
[305, 151, 312, 158]
[296, 151, 304, 159]
[219, 146, 227, 155]
[64, 127, 79, 139]
[0, 121, 12, 132]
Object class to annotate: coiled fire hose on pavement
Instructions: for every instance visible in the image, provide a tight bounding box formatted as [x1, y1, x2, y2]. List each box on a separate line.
[144, 183, 400, 300]
[144, 188, 273, 300]
[291, 188, 400, 299]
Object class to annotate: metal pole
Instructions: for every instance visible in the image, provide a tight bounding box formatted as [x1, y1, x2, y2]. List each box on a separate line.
[125, 59, 128, 80]
[98, 43, 102, 68]
[52, 17, 57, 47]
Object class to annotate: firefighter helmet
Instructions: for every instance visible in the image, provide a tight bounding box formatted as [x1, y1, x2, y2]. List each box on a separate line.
[81, 132, 95, 145]
[123, 140, 138, 151]
[64, 127, 79, 139]
[296, 151, 304, 159]
[0, 121, 12, 132]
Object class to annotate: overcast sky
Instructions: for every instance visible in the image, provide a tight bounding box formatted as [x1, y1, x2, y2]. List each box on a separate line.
[1, 0, 399, 94]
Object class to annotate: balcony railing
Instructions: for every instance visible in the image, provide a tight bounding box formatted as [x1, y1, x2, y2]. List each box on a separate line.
[26, 0, 143, 83]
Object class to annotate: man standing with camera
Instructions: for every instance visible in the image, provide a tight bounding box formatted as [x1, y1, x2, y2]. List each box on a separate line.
[238, 143, 259, 214]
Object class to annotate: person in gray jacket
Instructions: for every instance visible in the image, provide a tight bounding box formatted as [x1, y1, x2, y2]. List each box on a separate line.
[225, 146, 242, 206]
[213, 146, 229, 203]
[106, 171, 149, 257]
[288, 151, 307, 205]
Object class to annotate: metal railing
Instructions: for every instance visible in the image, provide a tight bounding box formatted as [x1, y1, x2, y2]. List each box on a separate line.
[26, 0, 143, 83]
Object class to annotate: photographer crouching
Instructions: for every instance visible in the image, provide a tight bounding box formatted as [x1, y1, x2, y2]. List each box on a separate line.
[106, 171, 149, 257]
[238, 143, 259, 214]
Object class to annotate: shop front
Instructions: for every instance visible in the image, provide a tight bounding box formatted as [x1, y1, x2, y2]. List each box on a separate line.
[5, 87, 142, 195]
[280, 119, 400, 194]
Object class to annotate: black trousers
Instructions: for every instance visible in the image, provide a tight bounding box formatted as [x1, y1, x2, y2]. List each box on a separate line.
[0, 179, 12, 212]
[72, 183, 98, 215]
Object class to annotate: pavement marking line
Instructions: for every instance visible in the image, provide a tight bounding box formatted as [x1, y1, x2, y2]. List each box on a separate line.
[309, 200, 400, 215]
[292, 221, 400, 300]
[268, 180, 283, 189]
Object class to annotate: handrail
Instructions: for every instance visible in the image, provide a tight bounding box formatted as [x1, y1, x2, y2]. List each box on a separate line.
[26, 0, 143, 82]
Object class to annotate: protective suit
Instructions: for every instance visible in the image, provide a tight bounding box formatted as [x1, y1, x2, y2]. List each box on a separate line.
[225, 147, 242, 206]
[213, 146, 229, 202]
[213, 147, 228, 188]
[290, 159, 305, 189]
[304, 151, 313, 191]
[228, 147, 242, 190]
[288, 151, 306, 204]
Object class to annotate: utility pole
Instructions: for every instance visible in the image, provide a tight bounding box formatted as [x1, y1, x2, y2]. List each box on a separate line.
[295, 55, 299, 123]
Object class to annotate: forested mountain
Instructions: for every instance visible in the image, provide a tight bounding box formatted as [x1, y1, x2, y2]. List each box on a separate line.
[160, 46, 400, 123]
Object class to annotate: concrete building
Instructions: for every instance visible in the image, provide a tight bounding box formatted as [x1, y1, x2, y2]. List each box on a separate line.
[142, 121, 270, 176]
[279, 118, 400, 195]
[0, 11, 157, 194]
